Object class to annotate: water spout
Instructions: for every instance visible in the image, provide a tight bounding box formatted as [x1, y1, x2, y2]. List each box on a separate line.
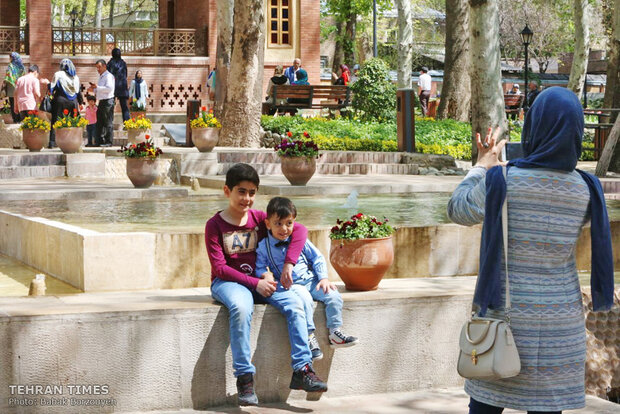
[342, 189, 359, 209]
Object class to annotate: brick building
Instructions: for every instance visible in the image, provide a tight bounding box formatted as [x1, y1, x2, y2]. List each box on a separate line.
[0, 0, 320, 112]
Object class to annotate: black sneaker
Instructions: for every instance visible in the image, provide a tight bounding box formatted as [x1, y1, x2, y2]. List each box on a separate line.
[290, 364, 328, 392]
[309, 332, 323, 361]
[236, 373, 258, 406]
[329, 329, 359, 348]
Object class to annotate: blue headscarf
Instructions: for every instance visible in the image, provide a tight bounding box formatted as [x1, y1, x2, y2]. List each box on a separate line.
[60, 58, 76, 77]
[5, 52, 24, 87]
[51, 59, 79, 100]
[292, 69, 309, 85]
[476, 87, 614, 315]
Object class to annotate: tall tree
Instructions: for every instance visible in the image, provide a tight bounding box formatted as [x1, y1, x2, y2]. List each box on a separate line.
[95, 0, 104, 27]
[394, 0, 413, 88]
[437, 0, 470, 121]
[469, 0, 507, 162]
[603, 0, 620, 119]
[567, 0, 590, 96]
[214, 0, 234, 119]
[218, 0, 264, 147]
[109, 0, 116, 27]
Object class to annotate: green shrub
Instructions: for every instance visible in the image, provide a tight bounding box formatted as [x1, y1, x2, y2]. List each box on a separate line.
[350, 58, 396, 122]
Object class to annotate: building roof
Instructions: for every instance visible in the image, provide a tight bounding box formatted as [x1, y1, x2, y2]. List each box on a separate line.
[382, 6, 445, 20]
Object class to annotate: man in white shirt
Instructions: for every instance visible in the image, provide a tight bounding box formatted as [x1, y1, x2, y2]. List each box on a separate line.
[417, 67, 432, 116]
[88, 59, 115, 146]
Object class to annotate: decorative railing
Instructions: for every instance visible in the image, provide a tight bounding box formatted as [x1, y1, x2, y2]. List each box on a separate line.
[52, 27, 204, 56]
[0, 26, 27, 54]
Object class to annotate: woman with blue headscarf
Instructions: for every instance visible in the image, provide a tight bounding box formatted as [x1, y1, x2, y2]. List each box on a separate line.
[448, 87, 614, 414]
[107, 48, 130, 121]
[49, 58, 84, 148]
[3, 52, 25, 122]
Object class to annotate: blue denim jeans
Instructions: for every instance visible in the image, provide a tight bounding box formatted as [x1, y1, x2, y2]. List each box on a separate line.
[211, 278, 312, 376]
[469, 398, 561, 414]
[290, 278, 343, 331]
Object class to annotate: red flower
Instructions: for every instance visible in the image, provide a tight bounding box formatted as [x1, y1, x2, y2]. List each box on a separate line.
[27, 111, 33, 115]
[303, 131, 309, 138]
[145, 134, 150, 140]
[73, 108, 77, 115]
[63, 109, 69, 115]
[354, 213, 363, 219]
[201, 106, 206, 111]
[331, 226, 339, 233]
[287, 131, 292, 138]
[209, 109, 213, 113]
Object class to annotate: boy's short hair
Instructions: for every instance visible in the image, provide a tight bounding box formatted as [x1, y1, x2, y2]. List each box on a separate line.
[266, 197, 297, 219]
[225, 163, 260, 190]
[28, 65, 39, 73]
[86, 95, 96, 102]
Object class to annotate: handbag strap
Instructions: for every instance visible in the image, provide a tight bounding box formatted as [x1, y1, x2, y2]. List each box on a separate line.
[502, 166, 511, 317]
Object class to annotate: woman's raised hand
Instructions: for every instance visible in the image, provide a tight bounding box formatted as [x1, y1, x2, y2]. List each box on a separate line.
[475, 127, 507, 170]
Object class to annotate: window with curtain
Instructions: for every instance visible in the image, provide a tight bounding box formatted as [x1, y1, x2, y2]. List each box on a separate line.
[268, 0, 291, 46]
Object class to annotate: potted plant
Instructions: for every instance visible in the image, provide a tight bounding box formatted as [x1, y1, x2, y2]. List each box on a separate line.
[329, 213, 395, 291]
[275, 131, 319, 186]
[129, 100, 146, 119]
[124, 114, 152, 145]
[119, 136, 163, 188]
[190, 106, 221, 152]
[53, 108, 88, 154]
[20, 110, 51, 152]
[1, 100, 12, 124]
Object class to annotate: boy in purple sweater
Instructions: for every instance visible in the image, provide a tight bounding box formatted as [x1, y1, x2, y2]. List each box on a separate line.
[205, 163, 327, 406]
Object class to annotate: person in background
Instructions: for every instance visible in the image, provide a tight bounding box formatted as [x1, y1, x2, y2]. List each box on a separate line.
[506, 83, 522, 120]
[88, 59, 115, 147]
[107, 48, 130, 121]
[207, 66, 216, 103]
[526, 81, 540, 109]
[2, 52, 25, 122]
[350, 64, 360, 84]
[284, 58, 301, 84]
[417, 67, 432, 117]
[265, 65, 289, 115]
[14, 64, 46, 121]
[84, 95, 97, 147]
[332, 64, 350, 86]
[128, 70, 149, 112]
[288, 68, 310, 116]
[49, 59, 84, 148]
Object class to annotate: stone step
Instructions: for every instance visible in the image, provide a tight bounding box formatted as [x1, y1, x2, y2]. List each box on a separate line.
[0, 165, 65, 179]
[0, 153, 64, 167]
[216, 162, 419, 175]
[217, 150, 405, 165]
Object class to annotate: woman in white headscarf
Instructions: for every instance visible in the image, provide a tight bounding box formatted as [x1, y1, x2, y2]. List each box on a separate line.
[49, 58, 84, 148]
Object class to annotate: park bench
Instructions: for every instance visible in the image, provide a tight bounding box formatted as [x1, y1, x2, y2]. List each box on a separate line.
[504, 94, 524, 118]
[584, 108, 620, 160]
[263, 84, 352, 115]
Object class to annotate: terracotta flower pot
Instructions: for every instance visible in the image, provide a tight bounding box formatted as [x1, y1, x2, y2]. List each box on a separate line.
[192, 127, 220, 152]
[126, 157, 159, 188]
[22, 128, 49, 152]
[2, 113, 13, 124]
[127, 129, 151, 144]
[55, 127, 83, 154]
[280, 156, 316, 186]
[329, 236, 394, 291]
[130, 111, 146, 119]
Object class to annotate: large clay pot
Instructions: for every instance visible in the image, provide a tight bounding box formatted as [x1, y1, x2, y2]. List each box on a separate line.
[55, 127, 83, 154]
[22, 128, 49, 152]
[2, 113, 13, 124]
[329, 237, 394, 291]
[280, 156, 316, 186]
[126, 157, 159, 188]
[192, 127, 220, 152]
[127, 129, 151, 145]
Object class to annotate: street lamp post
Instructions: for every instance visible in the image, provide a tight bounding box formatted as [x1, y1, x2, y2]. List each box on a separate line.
[373, 0, 377, 57]
[70, 9, 78, 56]
[520, 25, 533, 112]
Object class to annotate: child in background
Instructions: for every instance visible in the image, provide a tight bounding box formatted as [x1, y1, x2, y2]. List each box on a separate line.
[255, 197, 358, 361]
[84, 95, 97, 147]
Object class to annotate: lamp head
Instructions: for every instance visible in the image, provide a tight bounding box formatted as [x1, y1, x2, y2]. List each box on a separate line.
[70, 8, 78, 22]
[520, 24, 533, 46]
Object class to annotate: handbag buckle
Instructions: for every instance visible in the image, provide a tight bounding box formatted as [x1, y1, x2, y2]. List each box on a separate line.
[471, 349, 478, 365]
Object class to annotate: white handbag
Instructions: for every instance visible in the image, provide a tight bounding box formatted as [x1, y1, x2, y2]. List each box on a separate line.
[457, 166, 521, 380]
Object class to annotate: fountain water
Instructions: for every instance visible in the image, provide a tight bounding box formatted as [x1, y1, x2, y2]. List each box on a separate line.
[342, 189, 359, 209]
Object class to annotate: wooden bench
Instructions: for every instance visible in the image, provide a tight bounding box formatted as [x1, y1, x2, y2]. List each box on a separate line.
[263, 84, 352, 115]
[504, 94, 524, 117]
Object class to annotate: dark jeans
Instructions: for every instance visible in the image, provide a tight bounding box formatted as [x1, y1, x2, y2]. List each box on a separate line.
[116, 96, 130, 122]
[8, 97, 20, 123]
[49, 95, 79, 147]
[96, 98, 115, 145]
[86, 124, 96, 145]
[419, 90, 431, 116]
[469, 398, 561, 414]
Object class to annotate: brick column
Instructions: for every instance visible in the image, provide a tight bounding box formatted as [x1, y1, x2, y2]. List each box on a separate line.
[0, 0, 20, 26]
[26, 0, 53, 79]
[299, 0, 320, 85]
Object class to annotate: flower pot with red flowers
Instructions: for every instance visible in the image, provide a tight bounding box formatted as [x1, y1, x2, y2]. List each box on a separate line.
[119, 138, 163, 188]
[275, 131, 320, 186]
[1, 100, 13, 124]
[129, 100, 146, 119]
[53, 108, 88, 153]
[190, 106, 221, 152]
[329, 213, 395, 291]
[124, 115, 152, 144]
[20, 111, 51, 151]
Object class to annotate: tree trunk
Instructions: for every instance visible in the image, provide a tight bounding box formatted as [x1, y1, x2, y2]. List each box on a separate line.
[109, 0, 116, 27]
[469, 0, 507, 163]
[567, 0, 590, 97]
[95, 0, 103, 27]
[343, 13, 357, 66]
[595, 114, 620, 177]
[218, 0, 264, 147]
[59, 3, 65, 26]
[332, 21, 344, 72]
[437, 0, 471, 121]
[215, 0, 234, 120]
[394, 0, 413, 89]
[80, 1, 88, 26]
[604, 0, 620, 171]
